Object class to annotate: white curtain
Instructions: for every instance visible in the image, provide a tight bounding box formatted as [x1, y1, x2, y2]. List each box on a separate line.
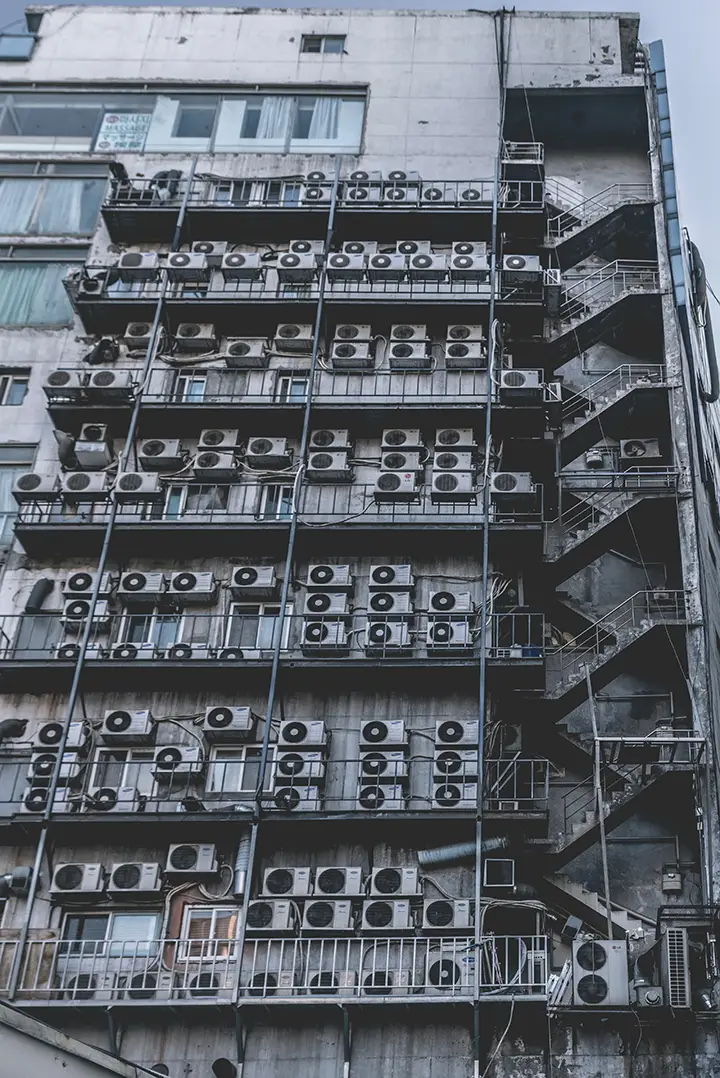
[36, 180, 85, 233]
[256, 96, 292, 140]
[0, 263, 74, 325]
[0, 179, 41, 233]
[0, 466, 23, 542]
[308, 97, 339, 140]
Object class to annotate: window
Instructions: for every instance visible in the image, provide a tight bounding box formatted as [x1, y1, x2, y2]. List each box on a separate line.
[61, 912, 160, 957]
[0, 247, 84, 326]
[180, 906, 239, 958]
[207, 746, 272, 797]
[174, 102, 217, 140]
[301, 35, 346, 54]
[0, 164, 106, 236]
[0, 92, 155, 152]
[172, 372, 207, 403]
[0, 373, 29, 406]
[258, 484, 294, 520]
[118, 609, 181, 651]
[226, 603, 290, 651]
[90, 748, 156, 797]
[0, 34, 36, 61]
[275, 375, 309, 403]
[218, 94, 364, 153]
[147, 484, 229, 520]
[0, 443, 35, 543]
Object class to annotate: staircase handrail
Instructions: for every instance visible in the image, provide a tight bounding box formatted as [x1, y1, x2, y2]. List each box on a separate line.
[548, 182, 654, 237]
[562, 363, 666, 421]
[558, 260, 660, 322]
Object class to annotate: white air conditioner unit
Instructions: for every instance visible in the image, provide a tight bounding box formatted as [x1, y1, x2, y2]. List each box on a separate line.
[433, 782, 478, 809]
[306, 451, 353, 483]
[447, 324, 485, 342]
[202, 706, 258, 743]
[393, 241, 429, 257]
[425, 948, 475, 993]
[199, 428, 239, 450]
[343, 183, 381, 204]
[28, 750, 83, 787]
[367, 253, 406, 281]
[277, 253, 317, 283]
[279, 719, 327, 749]
[342, 241, 377, 258]
[100, 709, 155, 745]
[191, 240, 228, 266]
[367, 591, 413, 616]
[165, 843, 218, 877]
[107, 862, 162, 896]
[422, 900, 472, 933]
[361, 899, 413, 933]
[409, 253, 448, 281]
[231, 565, 277, 598]
[245, 900, 296, 935]
[50, 862, 104, 897]
[429, 591, 474, 614]
[453, 239, 486, 257]
[305, 564, 352, 591]
[61, 598, 110, 631]
[444, 341, 486, 368]
[289, 239, 324, 257]
[110, 642, 158, 661]
[275, 751, 326, 785]
[383, 186, 419, 205]
[489, 472, 536, 500]
[12, 473, 59, 503]
[427, 620, 474, 650]
[220, 251, 263, 281]
[388, 342, 430, 370]
[74, 437, 112, 471]
[63, 571, 114, 598]
[499, 369, 543, 400]
[86, 369, 134, 401]
[245, 437, 292, 469]
[369, 564, 414, 588]
[364, 620, 411, 652]
[121, 968, 175, 1001]
[168, 571, 217, 603]
[330, 341, 373, 369]
[272, 786, 323, 812]
[334, 322, 372, 341]
[61, 472, 108, 501]
[303, 900, 353, 934]
[61, 973, 119, 1002]
[300, 182, 331, 204]
[374, 472, 418, 501]
[223, 338, 268, 369]
[310, 429, 351, 450]
[620, 438, 662, 461]
[261, 866, 312, 897]
[432, 451, 474, 472]
[153, 747, 204, 784]
[433, 748, 478, 781]
[359, 751, 408, 785]
[124, 322, 153, 349]
[302, 592, 350, 616]
[360, 719, 407, 749]
[173, 323, 217, 353]
[315, 866, 364, 897]
[33, 721, 88, 752]
[369, 867, 419, 897]
[301, 620, 349, 653]
[192, 450, 239, 481]
[431, 472, 475, 503]
[389, 324, 426, 344]
[117, 251, 159, 282]
[118, 571, 167, 603]
[138, 438, 184, 471]
[356, 784, 406, 811]
[572, 939, 629, 1007]
[326, 253, 365, 281]
[79, 421, 110, 444]
[503, 254, 542, 282]
[438, 432, 478, 456]
[165, 643, 213, 661]
[166, 252, 209, 282]
[457, 181, 489, 203]
[436, 719, 479, 746]
[43, 369, 86, 403]
[54, 642, 104, 662]
[85, 785, 142, 813]
[450, 254, 489, 280]
[115, 472, 163, 502]
[274, 324, 314, 352]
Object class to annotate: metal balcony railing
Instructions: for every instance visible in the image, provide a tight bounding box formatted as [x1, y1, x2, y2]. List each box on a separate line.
[0, 612, 545, 665]
[483, 758, 550, 812]
[501, 141, 545, 166]
[3, 934, 548, 1002]
[547, 183, 654, 238]
[561, 364, 667, 423]
[557, 260, 660, 323]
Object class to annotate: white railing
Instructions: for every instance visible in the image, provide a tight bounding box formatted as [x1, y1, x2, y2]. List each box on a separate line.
[558, 261, 660, 323]
[562, 364, 666, 422]
[547, 183, 654, 238]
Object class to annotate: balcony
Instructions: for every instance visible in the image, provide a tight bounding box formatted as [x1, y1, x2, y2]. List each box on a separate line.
[2, 934, 549, 1007]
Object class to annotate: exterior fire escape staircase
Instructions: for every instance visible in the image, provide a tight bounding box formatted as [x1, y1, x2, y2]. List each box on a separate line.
[546, 181, 655, 270]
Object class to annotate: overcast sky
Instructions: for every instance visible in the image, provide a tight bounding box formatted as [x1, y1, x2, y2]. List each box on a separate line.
[2, 0, 717, 288]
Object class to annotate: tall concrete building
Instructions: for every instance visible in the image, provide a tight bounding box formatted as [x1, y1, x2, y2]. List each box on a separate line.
[0, 5, 716, 1077]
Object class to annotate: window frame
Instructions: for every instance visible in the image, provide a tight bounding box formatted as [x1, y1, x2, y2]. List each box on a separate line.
[60, 910, 161, 958]
[179, 905, 240, 960]
[207, 744, 275, 797]
[257, 483, 294, 520]
[0, 246, 86, 327]
[89, 746, 156, 797]
[0, 168, 106, 236]
[0, 372, 29, 405]
[225, 601, 292, 651]
[300, 35, 347, 55]
[0, 442, 36, 544]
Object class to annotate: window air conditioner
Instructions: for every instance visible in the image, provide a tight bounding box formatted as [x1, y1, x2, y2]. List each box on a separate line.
[499, 369, 543, 400]
[153, 747, 205, 784]
[503, 254, 542, 281]
[61, 472, 109, 501]
[367, 253, 407, 281]
[433, 782, 479, 809]
[330, 341, 373, 369]
[220, 251, 263, 281]
[192, 450, 239, 480]
[408, 253, 448, 281]
[277, 252, 317, 283]
[118, 571, 168, 603]
[278, 719, 327, 749]
[275, 751, 326, 785]
[422, 899, 472, 933]
[261, 866, 313, 897]
[124, 322, 153, 349]
[306, 451, 354, 483]
[431, 472, 476, 503]
[360, 719, 407, 749]
[303, 900, 354, 934]
[301, 620, 350, 654]
[245, 437, 292, 469]
[302, 592, 350, 616]
[86, 368, 134, 401]
[361, 899, 413, 933]
[356, 784, 406, 811]
[435, 719, 479, 746]
[571, 939, 630, 1007]
[374, 472, 418, 501]
[367, 591, 413, 615]
[117, 251, 159, 282]
[230, 565, 277, 598]
[13, 474, 60, 503]
[173, 323, 217, 353]
[326, 253, 366, 281]
[50, 862, 104, 898]
[202, 706, 258, 743]
[364, 621, 411, 652]
[63, 571, 114, 598]
[100, 709, 155, 744]
[223, 338, 268, 369]
[274, 323, 314, 352]
[107, 862, 162, 896]
[272, 786, 323, 812]
[114, 472, 163, 502]
[84, 785, 143, 813]
[359, 751, 408, 784]
[165, 843, 218, 877]
[168, 571, 217, 603]
[425, 948, 475, 993]
[315, 866, 364, 897]
[444, 341, 487, 368]
[43, 369, 86, 402]
[381, 449, 423, 473]
[166, 252, 210, 282]
[191, 240, 228, 266]
[138, 438, 184, 471]
[61, 598, 110, 632]
[307, 564, 353, 590]
[245, 900, 296, 936]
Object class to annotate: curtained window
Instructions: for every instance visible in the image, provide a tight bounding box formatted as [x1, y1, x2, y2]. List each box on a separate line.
[0, 262, 75, 325]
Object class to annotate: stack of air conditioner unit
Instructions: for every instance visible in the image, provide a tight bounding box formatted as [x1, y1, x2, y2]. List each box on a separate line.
[374, 430, 423, 502]
[357, 719, 409, 810]
[400, 240, 448, 283]
[489, 472, 538, 517]
[272, 720, 328, 811]
[432, 719, 479, 808]
[382, 170, 421, 204]
[330, 323, 374, 370]
[342, 170, 382, 204]
[426, 587, 475, 653]
[444, 324, 487, 369]
[277, 240, 322, 283]
[24, 721, 90, 813]
[301, 561, 354, 658]
[306, 429, 354, 483]
[364, 560, 414, 656]
[388, 324, 431, 370]
[431, 427, 477, 505]
[449, 242, 489, 283]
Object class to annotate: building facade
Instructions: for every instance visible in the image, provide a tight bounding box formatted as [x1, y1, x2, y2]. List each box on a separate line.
[0, 6, 717, 1077]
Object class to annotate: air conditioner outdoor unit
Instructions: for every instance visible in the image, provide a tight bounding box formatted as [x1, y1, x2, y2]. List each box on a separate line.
[432, 451, 475, 472]
[74, 437, 113, 471]
[361, 899, 413, 933]
[168, 571, 218, 603]
[433, 748, 478, 781]
[230, 565, 277, 598]
[330, 341, 373, 369]
[326, 253, 365, 281]
[374, 472, 418, 501]
[115, 472, 163, 502]
[173, 323, 217, 353]
[273, 786, 323, 812]
[124, 322, 153, 349]
[369, 867, 419, 896]
[301, 620, 350, 654]
[436, 719, 479, 746]
[220, 251, 263, 281]
[429, 591, 474, 614]
[50, 862, 104, 897]
[306, 451, 354, 483]
[223, 338, 268, 369]
[245, 900, 296, 936]
[61, 973, 119, 1002]
[572, 939, 629, 1007]
[661, 926, 692, 1008]
[408, 253, 448, 281]
[425, 948, 475, 993]
[85, 785, 143, 813]
[503, 254, 542, 282]
[620, 438, 662, 461]
[77, 273, 106, 298]
[422, 900, 472, 933]
[107, 862, 162, 896]
[302, 592, 350, 616]
[117, 251, 159, 282]
[86, 368, 135, 401]
[431, 472, 476, 503]
[394, 240, 430, 256]
[152, 746, 205, 784]
[390, 324, 427, 343]
[192, 450, 239, 481]
[370, 564, 414, 588]
[367, 253, 407, 281]
[274, 323, 314, 352]
[275, 751, 326, 785]
[450, 254, 489, 280]
[110, 642, 158, 661]
[307, 563, 353, 590]
[343, 183, 381, 204]
[13, 474, 60, 503]
[138, 438, 184, 471]
[383, 186, 419, 205]
[316, 867, 364, 897]
[300, 182, 331, 204]
[245, 437, 292, 469]
[79, 421, 110, 444]
[61, 598, 110, 632]
[199, 428, 239, 450]
[43, 369, 85, 402]
[289, 239, 324, 257]
[54, 642, 104, 662]
[499, 369, 543, 400]
[303, 900, 354, 934]
[101, 709, 155, 745]
[61, 472, 109, 501]
[278, 719, 327, 748]
[381, 450, 423, 473]
[489, 472, 536, 501]
[192, 240, 228, 266]
[28, 751, 84, 787]
[364, 621, 411, 652]
[202, 706, 258, 743]
[367, 591, 413, 616]
[456, 182, 488, 204]
[166, 252, 209, 282]
[64, 571, 114, 598]
[360, 719, 407, 749]
[359, 751, 409, 784]
[261, 866, 313, 897]
[165, 843, 217, 877]
[356, 784, 406, 811]
[33, 720, 88, 752]
[118, 571, 167, 603]
[335, 322, 372, 340]
[388, 341, 431, 369]
[444, 341, 486, 368]
[310, 429, 351, 450]
[447, 324, 485, 343]
[277, 253, 317, 283]
[166, 643, 214, 661]
[433, 782, 479, 809]
[452, 241, 487, 258]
